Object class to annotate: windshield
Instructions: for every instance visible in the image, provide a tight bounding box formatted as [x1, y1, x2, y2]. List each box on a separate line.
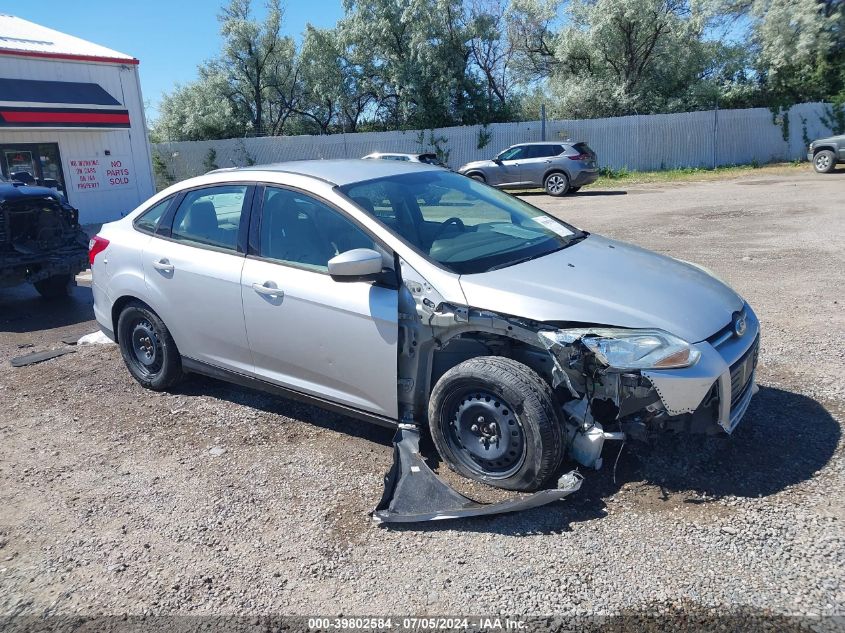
[339, 170, 584, 274]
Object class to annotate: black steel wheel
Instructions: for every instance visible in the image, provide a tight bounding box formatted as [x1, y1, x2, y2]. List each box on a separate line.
[117, 301, 182, 390]
[446, 389, 527, 478]
[429, 356, 564, 491]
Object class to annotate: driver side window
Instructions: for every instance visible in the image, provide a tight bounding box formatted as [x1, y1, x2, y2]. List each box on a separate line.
[258, 187, 376, 272]
[498, 146, 527, 161]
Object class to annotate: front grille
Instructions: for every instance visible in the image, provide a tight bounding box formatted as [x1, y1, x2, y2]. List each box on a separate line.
[729, 337, 759, 407]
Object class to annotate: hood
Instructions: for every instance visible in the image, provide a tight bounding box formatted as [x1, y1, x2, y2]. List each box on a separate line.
[458, 235, 744, 343]
[459, 159, 494, 171]
[813, 134, 845, 144]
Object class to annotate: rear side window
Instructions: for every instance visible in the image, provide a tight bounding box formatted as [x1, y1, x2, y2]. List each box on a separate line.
[134, 198, 172, 234]
[525, 145, 563, 158]
[573, 143, 595, 157]
[171, 185, 248, 251]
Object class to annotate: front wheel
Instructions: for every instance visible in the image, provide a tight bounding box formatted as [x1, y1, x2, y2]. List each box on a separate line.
[813, 150, 836, 173]
[428, 357, 564, 491]
[34, 273, 71, 298]
[117, 302, 183, 391]
[544, 172, 570, 196]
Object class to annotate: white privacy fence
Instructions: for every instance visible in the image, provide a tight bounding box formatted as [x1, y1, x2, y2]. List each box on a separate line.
[153, 103, 835, 185]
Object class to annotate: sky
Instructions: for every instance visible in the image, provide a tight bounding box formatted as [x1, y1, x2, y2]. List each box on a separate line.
[9, 0, 346, 120]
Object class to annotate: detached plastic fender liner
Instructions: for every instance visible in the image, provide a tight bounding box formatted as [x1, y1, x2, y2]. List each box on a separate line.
[372, 425, 582, 524]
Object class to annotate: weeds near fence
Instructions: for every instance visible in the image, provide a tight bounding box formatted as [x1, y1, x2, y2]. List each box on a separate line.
[593, 161, 802, 187]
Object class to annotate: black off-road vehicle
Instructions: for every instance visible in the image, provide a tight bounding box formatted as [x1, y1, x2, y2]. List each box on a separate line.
[0, 176, 88, 298]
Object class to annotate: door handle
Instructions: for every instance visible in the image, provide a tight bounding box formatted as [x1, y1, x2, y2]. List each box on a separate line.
[252, 282, 284, 298]
[152, 258, 174, 273]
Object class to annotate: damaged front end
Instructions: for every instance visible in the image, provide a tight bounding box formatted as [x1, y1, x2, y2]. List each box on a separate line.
[373, 255, 760, 523]
[0, 190, 89, 288]
[539, 308, 760, 469]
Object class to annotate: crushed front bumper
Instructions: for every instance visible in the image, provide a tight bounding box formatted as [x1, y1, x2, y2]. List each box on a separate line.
[642, 306, 760, 434]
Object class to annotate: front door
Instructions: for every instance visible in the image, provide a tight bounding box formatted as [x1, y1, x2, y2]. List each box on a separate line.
[241, 185, 398, 418]
[142, 184, 254, 373]
[0, 143, 67, 197]
[491, 145, 529, 186]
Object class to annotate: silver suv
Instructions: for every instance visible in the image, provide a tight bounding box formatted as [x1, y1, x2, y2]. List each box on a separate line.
[91, 160, 758, 499]
[458, 141, 599, 196]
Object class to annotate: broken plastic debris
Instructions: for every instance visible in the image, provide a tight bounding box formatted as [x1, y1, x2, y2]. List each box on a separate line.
[10, 348, 75, 367]
[372, 426, 582, 524]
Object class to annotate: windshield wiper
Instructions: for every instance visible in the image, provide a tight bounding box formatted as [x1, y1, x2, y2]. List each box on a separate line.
[486, 232, 589, 272]
[487, 250, 559, 271]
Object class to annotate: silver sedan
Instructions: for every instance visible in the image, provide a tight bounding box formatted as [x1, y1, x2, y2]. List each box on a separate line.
[91, 160, 759, 494]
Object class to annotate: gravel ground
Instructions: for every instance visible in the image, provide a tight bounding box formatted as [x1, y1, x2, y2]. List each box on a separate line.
[0, 165, 843, 627]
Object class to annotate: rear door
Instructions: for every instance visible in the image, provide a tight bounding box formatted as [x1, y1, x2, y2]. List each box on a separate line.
[142, 184, 254, 373]
[520, 145, 563, 186]
[240, 185, 399, 418]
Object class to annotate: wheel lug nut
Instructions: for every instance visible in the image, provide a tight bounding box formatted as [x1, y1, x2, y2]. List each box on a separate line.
[477, 416, 485, 424]
[471, 424, 479, 433]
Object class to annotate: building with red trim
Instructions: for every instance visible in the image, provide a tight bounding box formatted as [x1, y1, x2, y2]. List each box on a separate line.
[0, 14, 155, 224]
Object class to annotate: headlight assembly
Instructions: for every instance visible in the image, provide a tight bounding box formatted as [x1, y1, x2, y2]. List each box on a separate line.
[544, 328, 701, 370]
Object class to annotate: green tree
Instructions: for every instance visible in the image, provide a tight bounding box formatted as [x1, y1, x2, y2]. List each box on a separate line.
[514, 0, 741, 117]
[152, 69, 245, 141]
[213, 0, 298, 135]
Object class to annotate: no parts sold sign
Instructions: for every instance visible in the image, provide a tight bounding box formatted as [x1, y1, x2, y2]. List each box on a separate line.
[70, 157, 133, 192]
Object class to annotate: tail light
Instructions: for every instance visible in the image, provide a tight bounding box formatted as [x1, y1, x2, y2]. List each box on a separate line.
[568, 153, 592, 161]
[88, 235, 110, 265]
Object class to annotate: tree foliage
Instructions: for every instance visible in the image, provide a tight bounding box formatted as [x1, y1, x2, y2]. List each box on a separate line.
[151, 0, 845, 140]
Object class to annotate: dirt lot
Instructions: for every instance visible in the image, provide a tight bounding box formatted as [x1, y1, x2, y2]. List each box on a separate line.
[1, 165, 843, 623]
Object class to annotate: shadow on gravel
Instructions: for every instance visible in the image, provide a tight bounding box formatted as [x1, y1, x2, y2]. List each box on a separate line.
[518, 190, 628, 197]
[390, 385, 840, 536]
[0, 284, 94, 334]
[173, 373, 396, 448]
[609, 599, 830, 632]
[626, 385, 841, 499]
[169, 375, 839, 536]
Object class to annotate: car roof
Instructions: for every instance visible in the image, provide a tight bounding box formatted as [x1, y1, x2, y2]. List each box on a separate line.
[225, 158, 442, 186]
[511, 141, 576, 146]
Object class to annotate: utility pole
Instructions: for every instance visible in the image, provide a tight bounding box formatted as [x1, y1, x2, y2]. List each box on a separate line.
[541, 104, 547, 141]
[713, 98, 719, 169]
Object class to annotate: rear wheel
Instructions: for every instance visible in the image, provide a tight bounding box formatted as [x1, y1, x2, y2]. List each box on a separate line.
[813, 149, 836, 173]
[428, 356, 564, 491]
[117, 302, 183, 390]
[469, 173, 486, 183]
[34, 274, 71, 299]
[544, 172, 570, 196]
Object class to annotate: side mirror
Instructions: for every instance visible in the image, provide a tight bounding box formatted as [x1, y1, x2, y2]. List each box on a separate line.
[328, 248, 385, 282]
[493, 158, 503, 164]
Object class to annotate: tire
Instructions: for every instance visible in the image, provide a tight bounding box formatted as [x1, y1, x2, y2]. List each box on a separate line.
[813, 149, 836, 173]
[117, 301, 183, 391]
[468, 173, 486, 183]
[34, 274, 71, 299]
[428, 356, 564, 491]
[544, 172, 570, 196]
[569, 186, 581, 193]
